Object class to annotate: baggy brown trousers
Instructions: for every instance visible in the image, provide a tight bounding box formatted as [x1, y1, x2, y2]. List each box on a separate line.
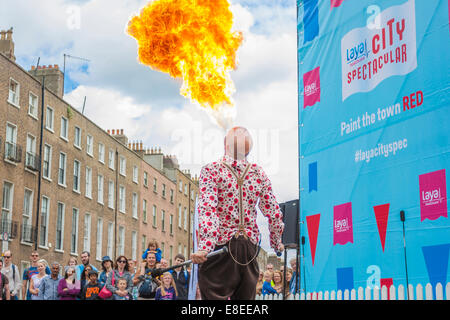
[198, 236, 260, 300]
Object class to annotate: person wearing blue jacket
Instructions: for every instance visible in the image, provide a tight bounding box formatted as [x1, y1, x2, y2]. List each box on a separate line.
[141, 239, 162, 262]
[261, 271, 277, 296]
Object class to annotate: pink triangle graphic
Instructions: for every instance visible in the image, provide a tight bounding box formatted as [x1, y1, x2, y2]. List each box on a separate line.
[373, 204, 390, 252]
[306, 214, 321, 266]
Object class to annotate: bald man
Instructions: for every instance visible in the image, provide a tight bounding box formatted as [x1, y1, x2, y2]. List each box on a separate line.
[191, 126, 284, 300]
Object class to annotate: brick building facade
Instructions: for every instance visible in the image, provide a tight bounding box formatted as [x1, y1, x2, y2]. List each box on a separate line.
[0, 30, 199, 291]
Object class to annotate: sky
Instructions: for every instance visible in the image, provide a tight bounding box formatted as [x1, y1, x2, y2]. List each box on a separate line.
[1, 0, 299, 257]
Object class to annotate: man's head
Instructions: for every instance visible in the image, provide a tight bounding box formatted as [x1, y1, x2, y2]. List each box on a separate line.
[160, 258, 168, 268]
[50, 262, 60, 276]
[174, 254, 185, 266]
[224, 126, 253, 159]
[3, 250, 12, 266]
[30, 251, 39, 263]
[146, 252, 156, 268]
[266, 263, 273, 272]
[80, 251, 90, 265]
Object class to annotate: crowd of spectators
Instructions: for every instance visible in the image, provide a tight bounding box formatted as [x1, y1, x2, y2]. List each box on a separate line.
[256, 258, 299, 298]
[0, 240, 190, 300]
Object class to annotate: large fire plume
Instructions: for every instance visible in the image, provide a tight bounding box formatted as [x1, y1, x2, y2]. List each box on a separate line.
[127, 0, 243, 128]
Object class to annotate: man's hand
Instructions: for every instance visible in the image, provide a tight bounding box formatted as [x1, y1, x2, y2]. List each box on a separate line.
[190, 250, 208, 264]
[276, 244, 285, 256]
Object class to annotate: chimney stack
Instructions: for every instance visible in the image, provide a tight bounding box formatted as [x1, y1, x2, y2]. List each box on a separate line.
[28, 60, 64, 98]
[0, 27, 16, 61]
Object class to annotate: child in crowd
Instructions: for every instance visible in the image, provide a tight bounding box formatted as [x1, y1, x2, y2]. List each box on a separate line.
[113, 278, 132, 300]
[261, 270, 277, 296]
[141, 239, 162, 263]
[155, 272, 177, 300]
[81, 270, 101, 300]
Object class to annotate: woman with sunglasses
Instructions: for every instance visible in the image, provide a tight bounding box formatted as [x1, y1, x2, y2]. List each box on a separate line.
[105, 256, 134, 299]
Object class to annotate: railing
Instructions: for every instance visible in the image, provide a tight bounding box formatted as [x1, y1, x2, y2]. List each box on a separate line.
[21, 223, 37, 243]
[25, 151, 40, 171]
[4, 141, 22, 163]
[256, 282, 450, 300]
[0, 219, 19, 239]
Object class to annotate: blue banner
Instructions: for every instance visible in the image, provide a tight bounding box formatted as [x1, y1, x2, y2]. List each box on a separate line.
[298, 0, 450, 294]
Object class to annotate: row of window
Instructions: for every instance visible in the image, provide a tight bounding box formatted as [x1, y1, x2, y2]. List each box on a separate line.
[1, 180, 136, 259]
[1, 180, 190, 262]
[7, 78, 194, 203]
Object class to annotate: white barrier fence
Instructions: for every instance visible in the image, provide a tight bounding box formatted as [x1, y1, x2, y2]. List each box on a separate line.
[256, 282, 450, 300]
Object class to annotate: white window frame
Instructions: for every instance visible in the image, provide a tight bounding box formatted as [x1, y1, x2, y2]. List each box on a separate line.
[152, 205, 157, 227]
[141, 235, 147, 256]
[131, 231, 137, 261]
[74, 126, 81, 149]
[22, 188, 33, 243]
[71, 208, 79, 255]
[85, 167, 92, 199]
[142, 199, 147, 223]
[153, 178, 157, 193]
[25, 133, 37, 169]
[45, 106, 54, 132]
[107, 222, 113, 258]
[55, 202, 65, 252]
[28, 92, 38, 119]
[179, 181, 182, 192]
[108, 149, 115, 170]
[170, 214, 173, 235]
[143, 171, 148, 187]
[119, 156, 126, 176]
[8, 78, 20, 107]
[119, 185, 126, 213]
[98, 143, 105, 164]
[86, 134, 93, 157]
[5, 122, 17, 161]
[58, 152, 67, 187]
[178, 205, 182, 228]
[97, 174, 104, 205]
[132, 192, 138, 219]
[184, 207, 187, 231]
[42, 144, 52, 181]
[39, 195, 50, 248]
[83, 213, 91, 252]
[108, 180, 114, 209]
[96, 218, 103, 261]
[118, 226, 125, 256]
[73, 159, 81, 193]
[1, 181, 14, 235]
[161, 210, 165, 232]
[133, 166, 138, 184]
[60, 116, 68, 142]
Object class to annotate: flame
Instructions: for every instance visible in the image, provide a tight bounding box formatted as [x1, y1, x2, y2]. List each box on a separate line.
[127, 0, 243, 119]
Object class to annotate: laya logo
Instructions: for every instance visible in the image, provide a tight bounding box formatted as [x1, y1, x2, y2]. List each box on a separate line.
[333, 202, 353, 245]
[422, 189, 443, 206]
[303, 66, 321, 108]
[345, 39, 370, 66]
[340, 0, 417, 101]
[419, 169, 447, 221]
[334, 218, 350, 233]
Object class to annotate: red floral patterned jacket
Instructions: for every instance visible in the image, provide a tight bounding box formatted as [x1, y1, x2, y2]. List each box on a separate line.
[197, 154, 284, 253]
